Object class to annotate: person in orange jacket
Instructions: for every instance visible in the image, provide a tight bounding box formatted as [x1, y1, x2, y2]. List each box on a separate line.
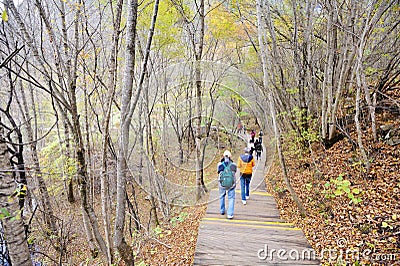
[237, 147, 255, 205]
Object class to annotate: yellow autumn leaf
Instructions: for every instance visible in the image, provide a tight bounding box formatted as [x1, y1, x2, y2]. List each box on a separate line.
[2, 10, 8, 22]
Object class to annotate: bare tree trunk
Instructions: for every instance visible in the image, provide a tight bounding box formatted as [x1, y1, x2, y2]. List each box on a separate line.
[100, 0, 124, 264]
[59, 0, 75, 203]
[363, 75, 377, 142]
[304, 0, 317, 116]
[354, 82, 370, 174]
[114, 0, 138, 264]
[0, 121, 31, 266]
[257, 0, 306, 216]
[321, 3, 335, 140]
[17, 81, 58, 235]
[269, 96, 306, 216]
[353, 0, 393, 172]
[195, 0, 207, 201]
[291, 0, 308, 143]
[63, 114, 75, 203]
[354, 31, 371, 175]
[83, 78, 94, 206]
[329, 0, 356, 141]
[143, 77, 168, 221]
[115, 0, 159, 263]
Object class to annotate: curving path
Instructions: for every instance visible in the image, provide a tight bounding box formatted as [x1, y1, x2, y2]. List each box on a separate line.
[194, 137, 320, 265]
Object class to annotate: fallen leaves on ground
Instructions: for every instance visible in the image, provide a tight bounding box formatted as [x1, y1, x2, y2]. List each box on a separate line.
[137, 205, 206, 265]
[266, 124, 400, 265]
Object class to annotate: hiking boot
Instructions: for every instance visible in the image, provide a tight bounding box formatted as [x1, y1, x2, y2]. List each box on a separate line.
[246, 196, 249, 200]
[220, 212, 225, 215]
[227, 215, 233, 219]
[242, 200, 246, 205]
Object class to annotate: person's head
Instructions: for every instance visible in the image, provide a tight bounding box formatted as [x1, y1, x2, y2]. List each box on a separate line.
[223, 150, 232, 158]
[255, 139, 259, 143]
[244, 147, 250, 153]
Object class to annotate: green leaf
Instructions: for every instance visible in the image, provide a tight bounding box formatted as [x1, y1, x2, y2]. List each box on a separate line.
[343, 180, 351, 186]
[352, 188, 360, 194]
[2, 10, 8, 22]
[348, 193, 354, 199]
[1, 208, 10, 217]
[154, 226, 162, 235]
[337, 175, 343, 181]
[324, 182, 330, 188]
[334, 189, 344, 196]
[381, 221, 389, 228]
[343, 187, 351, 193]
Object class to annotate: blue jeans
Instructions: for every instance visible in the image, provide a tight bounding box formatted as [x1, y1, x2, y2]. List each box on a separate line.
[219, 187, 235, 216]
[240, 174, 252, 200]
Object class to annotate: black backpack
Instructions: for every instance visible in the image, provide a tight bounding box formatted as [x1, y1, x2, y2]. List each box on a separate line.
[255, 142, 262, 151]
[219, 162, 235, 188]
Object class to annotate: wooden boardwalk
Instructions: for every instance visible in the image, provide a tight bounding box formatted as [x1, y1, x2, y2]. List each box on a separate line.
[194, 142, 320, 265]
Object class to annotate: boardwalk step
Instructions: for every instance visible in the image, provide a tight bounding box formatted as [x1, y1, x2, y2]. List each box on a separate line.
[201, 217, 300, 230]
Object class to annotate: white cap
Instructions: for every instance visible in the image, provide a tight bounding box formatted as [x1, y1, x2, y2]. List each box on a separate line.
[223, 150, 232, 158]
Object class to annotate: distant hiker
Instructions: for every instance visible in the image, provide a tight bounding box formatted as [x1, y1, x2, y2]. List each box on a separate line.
[249, 141, 255, 156]
[258, 130, 264, 143]
[217, 150, 237, 219]
[254, 139, 263, 160]
[237, 147, 255, 205]
[237, 122, 243, 134]
[250, 129, 256, 143]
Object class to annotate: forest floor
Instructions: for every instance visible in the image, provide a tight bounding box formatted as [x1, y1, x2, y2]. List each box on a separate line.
[266, 112, 400, 264]
[266, 135, 399, 265]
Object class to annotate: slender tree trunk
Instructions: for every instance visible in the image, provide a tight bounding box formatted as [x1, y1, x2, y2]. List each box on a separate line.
[115, 0, 159, 263]
[100, 0, 124, 263]
[322, 4, 335, 140]
[83, 79, 94, 206]
[354, 75, 370, 173]
[64, 116, 75, 203]
[195, 0, 206, 201]
[329, 0, 356, 142]
[269, 96, 306, 217]
[353, 0, 392, 172]
[354, 28, 371, 175]
[18, 82, 58, 235]
[291, 0, 308, 142]
[304, 0, 317, 116]
[257, 0, 306, 216]
[114, 0, 138, 264]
